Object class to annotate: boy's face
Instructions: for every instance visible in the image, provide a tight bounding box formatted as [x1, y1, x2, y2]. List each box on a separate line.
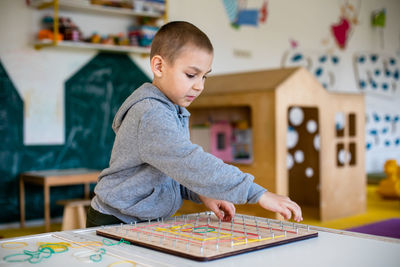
[153, 45, 213, 107]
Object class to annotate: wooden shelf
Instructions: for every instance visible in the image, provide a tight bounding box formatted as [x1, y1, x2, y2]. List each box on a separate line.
[31, 0, 166, 54]
[32, 0, 164, 18]
[34, 40, 151, 54]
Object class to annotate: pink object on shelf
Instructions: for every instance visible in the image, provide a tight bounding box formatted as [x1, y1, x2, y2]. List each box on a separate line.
[210, 122, 233, 162]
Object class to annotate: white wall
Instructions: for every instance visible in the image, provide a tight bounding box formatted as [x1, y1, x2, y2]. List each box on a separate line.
[0, 0, 399, 172]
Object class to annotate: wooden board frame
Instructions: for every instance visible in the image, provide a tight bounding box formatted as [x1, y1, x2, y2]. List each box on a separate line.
[96, 212, 318, 261]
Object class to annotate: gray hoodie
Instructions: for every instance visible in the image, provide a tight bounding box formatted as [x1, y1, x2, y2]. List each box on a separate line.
[91, 83, 266, 223]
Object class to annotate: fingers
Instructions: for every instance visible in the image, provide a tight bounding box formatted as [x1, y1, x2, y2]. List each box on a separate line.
[258, 192, 303, 222]
[289, 201, 303, 222]
[208, 201, 236, 222]
[208, 203, 224, 220]
[220, 202, 236, 222]
[279, 198, 303, 222]
[278, 207, 292, 220]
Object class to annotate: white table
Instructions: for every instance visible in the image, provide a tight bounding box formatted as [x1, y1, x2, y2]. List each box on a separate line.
[1, 223, 399, 266]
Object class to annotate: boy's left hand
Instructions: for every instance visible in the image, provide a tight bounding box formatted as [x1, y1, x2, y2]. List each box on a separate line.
[198, 195, 236, 222]
[257, 191, 303, 222]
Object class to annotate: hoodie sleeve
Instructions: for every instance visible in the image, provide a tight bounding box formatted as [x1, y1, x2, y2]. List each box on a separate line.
[180, 185, 202, 203]
[137, 104, 266, 204]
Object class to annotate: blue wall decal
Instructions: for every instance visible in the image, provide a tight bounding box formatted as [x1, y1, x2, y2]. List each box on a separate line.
[354, 52, 400, 97]
[282, 50, 341, 90]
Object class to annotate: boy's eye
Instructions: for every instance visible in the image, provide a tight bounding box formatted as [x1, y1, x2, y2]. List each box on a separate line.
[186, 73, 196, 78]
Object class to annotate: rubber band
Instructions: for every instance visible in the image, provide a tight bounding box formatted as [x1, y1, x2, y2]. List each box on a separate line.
[108, 260, 137, 267]
[4, 247, 54, 264]
[103, 238, 130, 246]
[69, 241, 103, 248]
[72, 250, 95, 263]
[1, 241, 28, 249]
[28, 247, 53, 264]
[3, 243, 68, 264]
[89, 248, 106, 262]
[3, 253, 32, 263]
[37, 241, 70, 248]
[38, 243, 69, 253]
[193, 226, 216, 233]
[154, 226, 231, 242]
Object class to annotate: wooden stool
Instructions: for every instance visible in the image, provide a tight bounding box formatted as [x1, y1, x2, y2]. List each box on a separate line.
[57, 199, 92, 230]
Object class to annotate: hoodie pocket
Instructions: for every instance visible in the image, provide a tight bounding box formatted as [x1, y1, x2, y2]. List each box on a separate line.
[121, 184, 175, 219]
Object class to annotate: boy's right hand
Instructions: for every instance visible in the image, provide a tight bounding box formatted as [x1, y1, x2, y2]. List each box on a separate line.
[258, 191, 303, 222]
[198, 195, 236, 222]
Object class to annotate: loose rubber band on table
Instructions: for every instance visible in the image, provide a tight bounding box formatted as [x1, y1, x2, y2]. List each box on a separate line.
[1, 241, 28, 249]
[3, 244, 68, 264]
[70, 241, 103, 248]
[38, 240, 103, 248]
[108, 259, 137, 267]
[37, 243, 69, 253]
[89, 248, 106, 262]
[103, 238, 130, 246]
[72, 249, 97, 263]
[37, 241, 70, 248]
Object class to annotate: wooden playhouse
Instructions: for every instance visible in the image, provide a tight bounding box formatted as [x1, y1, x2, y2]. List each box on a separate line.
[178, 67, 366, 221]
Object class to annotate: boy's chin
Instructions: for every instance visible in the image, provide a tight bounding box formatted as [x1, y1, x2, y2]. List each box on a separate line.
[177, 101, 191, 108]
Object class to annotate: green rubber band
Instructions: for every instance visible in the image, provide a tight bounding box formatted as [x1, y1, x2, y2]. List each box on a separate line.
[89, 248, 106, 262]
[90, 254, 103, 262]
[193, 226, 216, 233]
[103, 238, 130, 246]
[3, 243, 68, 264]
[3, 253, 32, 263]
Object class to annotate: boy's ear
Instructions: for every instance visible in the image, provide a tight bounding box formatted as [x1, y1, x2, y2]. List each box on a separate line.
[151, 55, 164, 78]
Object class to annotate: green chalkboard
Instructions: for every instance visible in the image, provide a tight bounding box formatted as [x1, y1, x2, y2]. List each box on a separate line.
[0, 53, 150, 223]
[0, 61, 24, 218]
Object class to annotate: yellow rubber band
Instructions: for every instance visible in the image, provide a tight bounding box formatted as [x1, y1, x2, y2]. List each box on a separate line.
[1, 242, 28, 249]
[108, 260, 137, 267]
[37, 241, 102, 249]
[37, 242, 71, 251]
[38, 243, 68, 253]
[70, 241, 103, 248]
[232, 235, 285, 246]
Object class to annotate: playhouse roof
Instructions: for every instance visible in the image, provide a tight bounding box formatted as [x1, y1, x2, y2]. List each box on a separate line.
[203, 67, 301, 95]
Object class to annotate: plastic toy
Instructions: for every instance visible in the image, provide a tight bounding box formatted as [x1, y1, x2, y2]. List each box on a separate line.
[377, 159, 400, 198]
[37, 29, 63, 41]
[210, 122, 233, 162]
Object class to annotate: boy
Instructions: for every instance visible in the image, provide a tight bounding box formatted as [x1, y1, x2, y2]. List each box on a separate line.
[87, 21, 302, 227]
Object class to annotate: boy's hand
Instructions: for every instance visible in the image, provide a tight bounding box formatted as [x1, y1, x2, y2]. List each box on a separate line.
[198, 195, 236, 222]
[258, 191, 303, 222]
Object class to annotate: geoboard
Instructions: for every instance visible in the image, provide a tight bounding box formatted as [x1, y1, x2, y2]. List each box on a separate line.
[96, 212, 318, 261]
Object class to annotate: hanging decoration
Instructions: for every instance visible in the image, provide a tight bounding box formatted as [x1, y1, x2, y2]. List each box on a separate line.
[371, 8, 386, 49]
[330, 0, 360, 50]
[222, 0, 268, 29]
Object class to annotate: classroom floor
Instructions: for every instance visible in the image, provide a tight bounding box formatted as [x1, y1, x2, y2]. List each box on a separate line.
[0, 184, 399, 239]
[301, 184, 400, 229]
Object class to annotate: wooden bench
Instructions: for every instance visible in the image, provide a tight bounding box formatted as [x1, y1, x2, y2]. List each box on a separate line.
[57, 199, 92, 230]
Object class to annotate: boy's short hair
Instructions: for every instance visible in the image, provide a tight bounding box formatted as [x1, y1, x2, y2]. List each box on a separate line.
[150, 21, 213, 64]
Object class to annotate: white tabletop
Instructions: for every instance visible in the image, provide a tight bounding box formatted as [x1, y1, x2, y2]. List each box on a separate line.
[0, 225, 399, 267]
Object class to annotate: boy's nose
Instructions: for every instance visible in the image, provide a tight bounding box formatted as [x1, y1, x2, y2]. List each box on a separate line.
[193, 79, 205, 91]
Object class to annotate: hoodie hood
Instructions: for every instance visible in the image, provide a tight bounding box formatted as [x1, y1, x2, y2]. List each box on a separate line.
[112, 82, 190, 133]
